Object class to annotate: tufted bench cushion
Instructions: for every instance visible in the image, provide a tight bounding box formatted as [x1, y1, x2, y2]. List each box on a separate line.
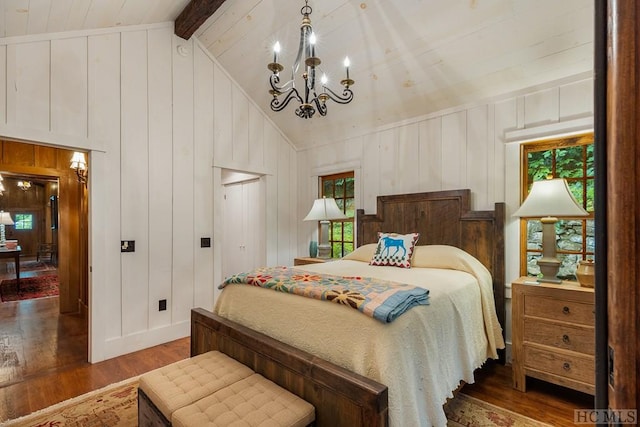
[172, 373, 316, 427]
[138, 350, 254, 421]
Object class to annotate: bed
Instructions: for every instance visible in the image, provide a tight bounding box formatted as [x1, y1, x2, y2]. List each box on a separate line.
[191, 189, 505, 427]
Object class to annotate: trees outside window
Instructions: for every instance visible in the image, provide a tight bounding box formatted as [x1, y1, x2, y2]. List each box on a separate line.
[14, 213, 34, 230]
[320, 172, 355, 258]
[521, 133, 594, 279]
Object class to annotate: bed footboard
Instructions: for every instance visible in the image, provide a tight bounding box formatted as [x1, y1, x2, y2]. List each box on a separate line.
[190, 308, 389, 427]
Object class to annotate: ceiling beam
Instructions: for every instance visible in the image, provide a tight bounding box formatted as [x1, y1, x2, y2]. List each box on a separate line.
[175, 0, 227, 40]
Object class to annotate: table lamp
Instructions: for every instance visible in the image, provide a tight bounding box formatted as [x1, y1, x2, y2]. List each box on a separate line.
[513, 178, 588, 283]
[0, 211, 14, 247]
[304, 197, 347, 259]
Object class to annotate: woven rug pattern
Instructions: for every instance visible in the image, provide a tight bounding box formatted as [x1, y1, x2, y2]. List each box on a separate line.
[6, 260, 57, 274]
[1, 378, 551, 427]
[0, 275, 59, 302]
[2, 377, 139, 427]
[445, 393, 551, 426]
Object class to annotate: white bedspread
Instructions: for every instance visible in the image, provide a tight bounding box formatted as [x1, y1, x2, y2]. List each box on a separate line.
[214, 247, 504, 427]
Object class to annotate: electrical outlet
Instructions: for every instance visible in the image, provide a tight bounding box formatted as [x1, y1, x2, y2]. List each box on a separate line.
[159, 299, 167, 311]
[201, 237, 211, 248]
[121, 240, 135, 252]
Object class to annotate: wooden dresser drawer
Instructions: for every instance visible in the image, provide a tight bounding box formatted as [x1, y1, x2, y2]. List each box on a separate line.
[524, 295, 594, 325]
[511, 278, 595, 394]
[524, 318, 595, 355]
[524, 345, 595, 385]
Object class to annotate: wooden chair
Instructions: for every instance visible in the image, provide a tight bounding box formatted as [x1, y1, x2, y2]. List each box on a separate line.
[36, 243, 57, 264]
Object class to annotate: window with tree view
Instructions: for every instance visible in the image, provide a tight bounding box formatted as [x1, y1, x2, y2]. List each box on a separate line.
[521, 133, 594, 280]
[321, 172, 355, 258]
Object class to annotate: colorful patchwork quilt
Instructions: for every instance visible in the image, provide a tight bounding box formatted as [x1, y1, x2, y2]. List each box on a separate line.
[221, 266, 430, 323]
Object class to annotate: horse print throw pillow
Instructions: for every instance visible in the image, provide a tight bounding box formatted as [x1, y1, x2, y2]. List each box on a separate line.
[370, 232, 420, 268]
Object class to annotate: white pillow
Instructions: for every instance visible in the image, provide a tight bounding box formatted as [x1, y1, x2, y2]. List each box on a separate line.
[369, 232, 420, 268]
[342, 243, 378, 262]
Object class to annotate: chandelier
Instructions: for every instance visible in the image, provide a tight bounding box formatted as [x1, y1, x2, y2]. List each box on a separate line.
[267, 0, 354, 119]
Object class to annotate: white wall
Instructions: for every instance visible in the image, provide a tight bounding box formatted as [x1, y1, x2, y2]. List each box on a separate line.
[296, 73, 594, 360]
[0, 23, 297, 362]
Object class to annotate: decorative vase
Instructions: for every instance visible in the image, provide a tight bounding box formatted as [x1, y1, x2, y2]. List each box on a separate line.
[309, 241, 318, 258]
[576, 260, 595, 288]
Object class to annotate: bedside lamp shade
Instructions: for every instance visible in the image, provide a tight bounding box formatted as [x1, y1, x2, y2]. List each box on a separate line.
[513, 178, 588, 283]
[0, 211, 14, 247]
[304, 197, 347, 259]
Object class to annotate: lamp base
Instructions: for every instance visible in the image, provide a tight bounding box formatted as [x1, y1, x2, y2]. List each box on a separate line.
[317, 244, 331, 259]
[537, 257, 562, 284]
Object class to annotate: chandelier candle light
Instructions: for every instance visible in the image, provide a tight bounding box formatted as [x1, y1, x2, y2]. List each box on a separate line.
[304, 197, 347, 259]
[268, 0, 354, 118]
[512, 178, 588, 284]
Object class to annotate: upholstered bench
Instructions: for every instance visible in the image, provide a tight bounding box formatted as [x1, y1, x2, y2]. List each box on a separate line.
[138, 350, 254, 426]
[172, 373, 315, 427]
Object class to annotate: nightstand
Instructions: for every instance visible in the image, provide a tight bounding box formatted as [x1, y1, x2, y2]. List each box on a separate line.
[511, 277, 595, 395]
[294, 257, 329, 266]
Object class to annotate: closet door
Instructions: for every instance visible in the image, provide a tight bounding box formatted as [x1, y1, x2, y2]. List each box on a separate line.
[222, 178, 265, 279]
[223, 181, 245, 278]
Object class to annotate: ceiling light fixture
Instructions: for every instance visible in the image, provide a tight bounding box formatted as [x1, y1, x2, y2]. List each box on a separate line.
[268, 0, 354, 119]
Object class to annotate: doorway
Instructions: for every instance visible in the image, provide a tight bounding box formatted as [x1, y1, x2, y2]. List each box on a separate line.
[222, 173, 266, 279]
[0, 139, 89, 389]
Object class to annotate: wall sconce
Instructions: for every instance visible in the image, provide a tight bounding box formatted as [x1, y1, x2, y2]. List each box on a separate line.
[0, 211, 14, 247]
[512, 178, 588, 283]
[17, 180, 32, 191]
[70, 152, 88, 184]
[0, 174, 4, 196]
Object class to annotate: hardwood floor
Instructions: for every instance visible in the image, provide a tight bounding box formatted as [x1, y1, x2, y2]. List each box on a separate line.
[462, 359, 594, 426]
[0, 262, 592, 425]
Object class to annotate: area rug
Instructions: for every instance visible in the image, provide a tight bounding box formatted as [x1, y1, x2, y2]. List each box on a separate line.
[0, 274, 59, 302]
[2, 377, 139, 426]
[6, 260, 56, 274]
[445, 393, 551, 426]
[1, 378, 550, 427]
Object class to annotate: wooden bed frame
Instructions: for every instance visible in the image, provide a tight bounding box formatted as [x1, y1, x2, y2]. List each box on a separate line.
[190, 189, 505, 426]
[356, 189, 506, 348]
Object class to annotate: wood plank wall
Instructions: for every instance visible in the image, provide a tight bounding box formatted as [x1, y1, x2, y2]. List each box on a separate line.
[297, 75, 594, 358]
[0, 24, 297, 362]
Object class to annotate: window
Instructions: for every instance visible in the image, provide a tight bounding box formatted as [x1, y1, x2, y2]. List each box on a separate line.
[520, 133, 594, 279]
[320, 172, 355, 258]
[14, 213, 34, 230]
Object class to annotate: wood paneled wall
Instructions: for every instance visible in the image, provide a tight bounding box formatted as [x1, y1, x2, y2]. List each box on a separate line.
[0, 24, 297, 362]
[297, 75, 594, 358]
[0, 141, 85, 314]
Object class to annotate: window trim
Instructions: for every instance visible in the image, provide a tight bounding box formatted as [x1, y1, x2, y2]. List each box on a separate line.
[320, 171, 355, 258]
[519, 132, 594, 277]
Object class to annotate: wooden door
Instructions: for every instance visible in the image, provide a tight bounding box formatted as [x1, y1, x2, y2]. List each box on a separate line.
[601, 0, 640, 412]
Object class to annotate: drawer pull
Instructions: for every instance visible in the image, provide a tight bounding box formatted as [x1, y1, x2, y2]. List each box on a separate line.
[562, 306, 570, 315]
[563, 362, 571, 371]
[562, 334, 570, 344]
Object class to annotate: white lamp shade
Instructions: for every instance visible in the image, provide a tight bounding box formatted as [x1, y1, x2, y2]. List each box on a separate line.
[70, 152, 87, 170]
[0, 211, 14, 225]
[513, 178, 588, 218]
[304, 197, 348, 221]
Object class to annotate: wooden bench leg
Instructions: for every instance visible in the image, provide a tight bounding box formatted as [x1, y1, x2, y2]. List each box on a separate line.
[138, 388, 171, 427]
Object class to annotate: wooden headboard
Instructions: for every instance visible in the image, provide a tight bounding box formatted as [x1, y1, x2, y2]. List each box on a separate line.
[356, 189, 506, 354]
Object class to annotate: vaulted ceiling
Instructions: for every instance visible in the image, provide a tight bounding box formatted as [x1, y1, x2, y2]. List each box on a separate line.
[1, 0, 594, 149]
